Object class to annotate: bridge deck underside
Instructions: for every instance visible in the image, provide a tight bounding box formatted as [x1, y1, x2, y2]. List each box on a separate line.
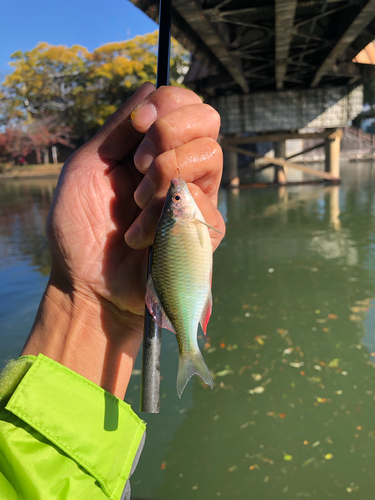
[132, 0, 375, 97]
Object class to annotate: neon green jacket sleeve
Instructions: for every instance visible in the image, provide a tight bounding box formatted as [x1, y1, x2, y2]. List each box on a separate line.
[0, 353, 146, 500]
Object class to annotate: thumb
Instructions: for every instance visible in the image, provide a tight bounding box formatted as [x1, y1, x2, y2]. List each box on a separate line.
[77, 82, 156, 167]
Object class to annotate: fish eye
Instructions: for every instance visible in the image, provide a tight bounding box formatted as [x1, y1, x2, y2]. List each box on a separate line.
[173, 193, 182, 202]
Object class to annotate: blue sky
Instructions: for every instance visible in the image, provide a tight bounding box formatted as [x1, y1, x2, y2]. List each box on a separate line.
[0, 0, 157, 80]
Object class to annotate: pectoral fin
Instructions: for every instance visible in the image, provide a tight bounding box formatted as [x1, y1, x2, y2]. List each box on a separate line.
[196, 217, 223, 234]
[145, 275, 176, 333]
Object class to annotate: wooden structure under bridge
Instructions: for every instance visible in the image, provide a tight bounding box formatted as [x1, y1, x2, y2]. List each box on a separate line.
[131, 0, 375, 185]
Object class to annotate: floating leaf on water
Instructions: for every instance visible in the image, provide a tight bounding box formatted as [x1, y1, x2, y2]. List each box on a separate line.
[192, 485, 199, 490]
[216, 369, 234, 377]
[328, 314, 338, 320]
[316, 319, 327, 323]
[303, 441, 309, 445]
[329, 358, 340, 368]
[213, 415, 220, 420]
[314, 365, 322, 371]
[228, 465, 237, 472]
[350, 314, 362, 322]
[324, 453, 333, 460]
[160, 461, 167, 470]
[290, 362, 304, 368]
[239, 421, 255, 429]
[302, 457, 315, 467]
[207, 347, 217, 353]
[283, 348, 293, 355]
[277, 328, 289, 335]
[131, 369, 142, 376]
[266, 411, 276, 417]
[249, 464, 260, 470]
[350, 306, 366, 313]
[255, 336, 266, 345]
[312, 441, 320, 447]
[334, 390, 343, 395]
[346, 483, 359, 493]
[264, 476, 270, 483]
[252, 373, 262, 381]
[249, 386, 265, 394]
[283, 454, 293, 461]
[341, 371, 348, 376]
[315, 310, 321, 314]
[326, 437, 333, 444]
[245, 312, 251, 318]
[308, 377, 322, 383]
[268, 268, 275, 273]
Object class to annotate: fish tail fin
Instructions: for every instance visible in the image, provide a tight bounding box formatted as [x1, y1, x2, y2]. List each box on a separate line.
[177, 350, 213, 398]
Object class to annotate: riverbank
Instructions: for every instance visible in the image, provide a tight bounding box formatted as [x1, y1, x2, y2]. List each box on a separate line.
[0, 163, 63, 179]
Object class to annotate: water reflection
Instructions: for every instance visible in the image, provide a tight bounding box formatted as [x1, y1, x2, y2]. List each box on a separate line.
[0, 179, 56, 364]
[1, 165, 375, 498]
[0, 179, 55, 275]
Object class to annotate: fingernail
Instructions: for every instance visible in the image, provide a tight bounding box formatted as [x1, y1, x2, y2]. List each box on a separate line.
[134, 177, 154, 208]
[125, 223, 142, 246]
[134, 140, 155, 172]
[131, 102, 157, 131]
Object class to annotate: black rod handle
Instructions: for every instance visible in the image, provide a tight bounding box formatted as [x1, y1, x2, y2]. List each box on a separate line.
[140, 0, 171, 414]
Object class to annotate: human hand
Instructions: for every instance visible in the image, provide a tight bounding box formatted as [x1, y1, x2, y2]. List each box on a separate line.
[48, 83, 224, 316]
[22, 83, 225, 397]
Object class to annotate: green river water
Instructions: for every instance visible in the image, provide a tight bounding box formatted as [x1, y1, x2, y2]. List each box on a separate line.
[1, 162, 375, 499]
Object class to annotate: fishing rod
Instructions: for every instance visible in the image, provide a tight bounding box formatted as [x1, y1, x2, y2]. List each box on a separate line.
[140, 0, 172, 414]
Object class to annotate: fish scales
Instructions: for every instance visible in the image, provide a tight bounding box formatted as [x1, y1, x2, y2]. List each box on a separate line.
[146, 178, 215, 397]
[153, 216, 212, 352]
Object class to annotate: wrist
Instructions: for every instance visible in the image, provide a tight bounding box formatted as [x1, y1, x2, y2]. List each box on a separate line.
[21, 275, 143, 399]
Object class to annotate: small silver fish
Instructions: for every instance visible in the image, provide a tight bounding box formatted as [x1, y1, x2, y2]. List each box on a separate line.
[146, 178, 219, 397]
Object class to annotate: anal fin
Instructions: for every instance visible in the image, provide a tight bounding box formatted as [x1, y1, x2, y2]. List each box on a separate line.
[200, 289, 212, 336]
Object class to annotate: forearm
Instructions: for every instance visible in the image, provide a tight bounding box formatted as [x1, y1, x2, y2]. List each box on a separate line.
[21, 276, 143, 400]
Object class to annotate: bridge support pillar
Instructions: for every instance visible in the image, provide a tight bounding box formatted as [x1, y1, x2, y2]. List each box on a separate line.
[325, 130, 342, 179]
[223, 148, 239, 187]
[273, 140, 287, 184]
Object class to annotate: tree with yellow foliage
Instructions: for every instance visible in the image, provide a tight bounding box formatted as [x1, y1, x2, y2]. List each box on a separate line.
[1, 32, 189, 142]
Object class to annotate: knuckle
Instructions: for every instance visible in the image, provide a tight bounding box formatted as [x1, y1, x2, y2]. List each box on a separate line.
[201, 104, 221, 128]
[151, 114, 171, 140]
[152, 149, 179, 178]
[156, 86, 182, 107]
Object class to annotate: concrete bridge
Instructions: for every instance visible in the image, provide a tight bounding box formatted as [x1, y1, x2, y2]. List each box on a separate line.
[131, 0, 375, 185]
